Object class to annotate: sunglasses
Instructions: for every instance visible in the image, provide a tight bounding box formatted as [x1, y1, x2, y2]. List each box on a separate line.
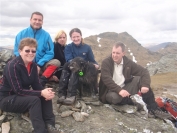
[25, 50, 36, 53]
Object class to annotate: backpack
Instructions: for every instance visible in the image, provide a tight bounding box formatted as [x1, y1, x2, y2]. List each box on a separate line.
[155, 97, 177, 127]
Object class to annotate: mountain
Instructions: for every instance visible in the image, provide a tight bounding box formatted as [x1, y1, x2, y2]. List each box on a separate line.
[0, 45, 13, 50]
[158, 42, 177, 55]
[84, 32, 162, 67]
[145, 42, 174, 52]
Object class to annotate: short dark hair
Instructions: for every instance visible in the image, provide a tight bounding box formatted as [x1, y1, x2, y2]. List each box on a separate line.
[31, 11, 43, 20]
[69, 28, 84, 44]
[113, 42, 125, 52]
[19, 38, 37, 50]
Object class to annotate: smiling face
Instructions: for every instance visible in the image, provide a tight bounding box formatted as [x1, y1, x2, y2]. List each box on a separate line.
[30, 14, 43, 30]
[112, 46, 125, 64]
[19, 46, 36, 66]
[71, 32, 82, 45]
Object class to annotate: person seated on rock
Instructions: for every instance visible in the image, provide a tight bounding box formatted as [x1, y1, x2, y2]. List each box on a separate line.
[0, 38, 60, 133]
[99, 41, 172, 119]
[58, 28, 99, 105]
[51, 30, 67, 82]
[14, 11, 60, 87]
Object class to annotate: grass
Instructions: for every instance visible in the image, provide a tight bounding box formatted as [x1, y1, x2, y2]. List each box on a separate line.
[150, 72, 177, 90]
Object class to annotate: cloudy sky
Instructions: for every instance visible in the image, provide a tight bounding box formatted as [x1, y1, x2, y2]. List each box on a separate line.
[0, 0, 177, 47]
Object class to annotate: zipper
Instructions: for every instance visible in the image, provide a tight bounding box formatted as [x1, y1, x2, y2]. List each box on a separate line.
[19, 63, 33, 76]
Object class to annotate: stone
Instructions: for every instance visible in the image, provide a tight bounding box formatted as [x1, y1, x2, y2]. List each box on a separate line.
[61, 111, 74, 117]
[72, 112, 85, 122]
[1, 122, 10, 133]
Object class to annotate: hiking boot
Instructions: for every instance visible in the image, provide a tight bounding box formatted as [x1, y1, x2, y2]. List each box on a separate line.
[47, 124, 61, 133]
[63, 96, 76, 105]
[148, 108, 172, 119]
[57, 96, 65, 104]
[134, 102, 144, 111]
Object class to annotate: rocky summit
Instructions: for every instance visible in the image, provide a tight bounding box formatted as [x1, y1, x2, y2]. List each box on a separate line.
[0, 82, 177, 133]
[0, 32, 177, 132]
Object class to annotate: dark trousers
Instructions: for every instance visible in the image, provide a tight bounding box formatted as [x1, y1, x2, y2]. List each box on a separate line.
[106, 76, 157, 110]
[58, 62, 79, 97]
[0, 95, 55, 133]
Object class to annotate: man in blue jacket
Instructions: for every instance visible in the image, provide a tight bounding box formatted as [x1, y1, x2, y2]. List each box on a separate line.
[14, 11, 60, 87]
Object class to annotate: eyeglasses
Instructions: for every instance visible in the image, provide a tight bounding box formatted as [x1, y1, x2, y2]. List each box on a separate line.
[25, 50, 36, 53]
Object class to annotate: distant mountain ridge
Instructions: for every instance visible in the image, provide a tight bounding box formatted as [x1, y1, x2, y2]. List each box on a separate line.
[0, 45, 13, 50]
[145, 42, 176, 52]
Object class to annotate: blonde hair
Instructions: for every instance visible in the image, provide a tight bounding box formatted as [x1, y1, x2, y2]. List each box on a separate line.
[54, 30, 67, 45]
[18, 38, 37, 50]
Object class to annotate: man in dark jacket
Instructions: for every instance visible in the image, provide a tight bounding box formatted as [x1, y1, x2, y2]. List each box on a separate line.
[99, 41, 171, 119]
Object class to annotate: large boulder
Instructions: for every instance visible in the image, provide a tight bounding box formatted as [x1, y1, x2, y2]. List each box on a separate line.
[0, 49, 14, 74]
[146, 54, 177, 76]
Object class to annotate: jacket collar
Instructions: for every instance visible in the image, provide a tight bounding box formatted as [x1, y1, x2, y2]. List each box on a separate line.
[29, 25, 42, 33]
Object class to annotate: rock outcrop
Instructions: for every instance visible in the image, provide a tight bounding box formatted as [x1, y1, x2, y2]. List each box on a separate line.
[146, 54, 177, 76]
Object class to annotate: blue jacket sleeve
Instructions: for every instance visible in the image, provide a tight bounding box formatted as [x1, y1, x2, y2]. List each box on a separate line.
[36, 35, 54, 66]
[14, 33, 22, 56]
[64, 44, 74, 62]
[87, 46, 98, 64]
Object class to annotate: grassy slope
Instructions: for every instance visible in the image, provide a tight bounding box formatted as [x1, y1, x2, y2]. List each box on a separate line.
[151, 72, 177, 89]
[150, 72, 177, 100]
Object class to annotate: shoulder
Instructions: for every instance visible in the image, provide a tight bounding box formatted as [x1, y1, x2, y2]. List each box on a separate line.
[123, 56, 131, 62]
[7, 57, 20, 69]
[65, 43, 73, 48]
[17, 27, 30, 35]
[123, 56, 135, 65]
[102, 55, 112, 65]
[39, 28, 50, 35]
[81, 44, 92, 50]
[83, 43, 90, 47]
[103, 55, 112, 62]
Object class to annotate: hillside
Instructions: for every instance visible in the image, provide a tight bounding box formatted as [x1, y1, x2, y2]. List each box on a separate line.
[145, 42, 170, 52]
[158, 43, 177, 55]
[84, 32, 162, 67]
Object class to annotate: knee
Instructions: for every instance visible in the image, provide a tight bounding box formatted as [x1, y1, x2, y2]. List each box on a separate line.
[30, 96, 41, 105]
[50, 59, 61, 67]
[106, 92, 122, 104]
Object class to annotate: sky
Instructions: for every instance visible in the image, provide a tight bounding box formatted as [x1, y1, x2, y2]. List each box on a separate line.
[0, 0, 177, 47]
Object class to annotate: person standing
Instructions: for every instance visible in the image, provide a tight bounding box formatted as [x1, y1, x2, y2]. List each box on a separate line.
[58, 28, 99, 105]
[0, 38, 60, 133]
[99, 41, 171, 119]
[14, 11, 60, 87]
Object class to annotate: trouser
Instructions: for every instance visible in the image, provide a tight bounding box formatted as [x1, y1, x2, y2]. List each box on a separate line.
[106, 76, 157, 110]
[0, 95, 55, 133]
[58, 62, 79, 97]
[40, 59, 61, 87]
[41, 59, 61, 78]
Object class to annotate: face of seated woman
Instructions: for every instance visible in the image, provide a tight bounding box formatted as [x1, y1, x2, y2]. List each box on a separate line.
[19, 46, 36, 66]
[71, 32, 82, 45]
